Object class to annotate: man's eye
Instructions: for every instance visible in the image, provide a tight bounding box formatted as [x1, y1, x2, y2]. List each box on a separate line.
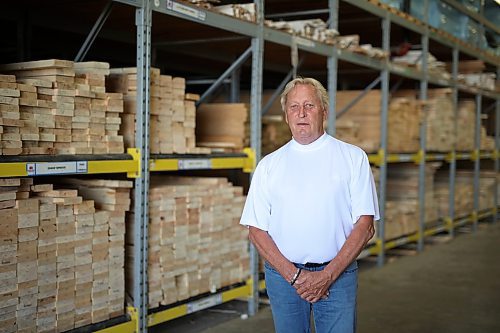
[305, 103, 314, 109]
[289, 105, 299, 111]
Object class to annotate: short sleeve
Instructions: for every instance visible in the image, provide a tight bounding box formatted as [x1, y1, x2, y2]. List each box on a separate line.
[239, 160, 272, 230]
[350, 151, 380, 223]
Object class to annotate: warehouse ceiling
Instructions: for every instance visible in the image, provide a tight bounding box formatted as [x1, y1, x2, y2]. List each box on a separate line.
[0, 0, 496, 95]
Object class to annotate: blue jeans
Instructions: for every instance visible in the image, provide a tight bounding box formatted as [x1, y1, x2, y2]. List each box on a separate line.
[264, 260, 358, 333]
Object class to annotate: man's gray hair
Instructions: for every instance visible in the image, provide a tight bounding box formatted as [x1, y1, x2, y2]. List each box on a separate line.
[280, 77, 329, 112]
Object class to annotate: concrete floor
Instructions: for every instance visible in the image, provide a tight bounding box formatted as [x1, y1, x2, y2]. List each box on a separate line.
[155, 221, 500, 333]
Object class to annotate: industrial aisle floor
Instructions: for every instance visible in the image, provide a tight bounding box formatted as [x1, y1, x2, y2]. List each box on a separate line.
[155, 221, 500, 333]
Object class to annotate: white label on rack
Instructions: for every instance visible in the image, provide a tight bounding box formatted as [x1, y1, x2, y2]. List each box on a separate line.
[178, 159, 211, 170]
[167, 0, 206, 21]
[33, 161, 88, 175]
[294, 36, 315, 48]
[186, 294, 223, 314]
[76, 161, 88, 173]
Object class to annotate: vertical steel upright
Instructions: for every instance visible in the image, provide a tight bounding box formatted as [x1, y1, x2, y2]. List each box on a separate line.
[417, 0, 429, 252]
[248, 0, 264, 317]
[327, 0, 338, 136]
[448, 48, 459, 237]
[473, 93, 482, 231]
[134, 0, 152, 331]
[495, 68, 500, 224]
[377, 13, 390, 266]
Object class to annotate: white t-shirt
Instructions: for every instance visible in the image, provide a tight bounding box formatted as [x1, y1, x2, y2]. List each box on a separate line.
[240, 133, 380, 264]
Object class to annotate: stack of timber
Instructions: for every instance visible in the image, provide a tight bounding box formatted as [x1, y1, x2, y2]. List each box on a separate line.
[261, 115, 291, 155]
[434, 170, 474, 219]
[335, 90, 421, 153]
[265, 19, 339, 45]
[73, 62, 125, 154]
[394, 89, 455, 152]
[393, 50, 451, 80]
[0, 74, 23, 155]
[456, 99, 496, 151]
[196, 103, 248, 151]
[0, 59, 125, 155]
[132, 176, 249, 308]
[54, 178, 132, 319]
[448, 60, 497, 91]
[213, 3, 256, 22]
[478, 171, 497, 212]
[0, 177, 131, 333]
[384, 163, 440, 240]
[106, 67, 208, 154]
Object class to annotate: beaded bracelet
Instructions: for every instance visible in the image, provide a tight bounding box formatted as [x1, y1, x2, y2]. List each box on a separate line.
[289, 268, 302, 286]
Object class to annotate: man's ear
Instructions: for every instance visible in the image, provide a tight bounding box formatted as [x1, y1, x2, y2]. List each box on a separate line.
[284, 111, 289, 124]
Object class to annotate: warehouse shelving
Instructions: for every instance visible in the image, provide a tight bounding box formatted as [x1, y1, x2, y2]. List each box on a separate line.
[1, 0, 498, 332]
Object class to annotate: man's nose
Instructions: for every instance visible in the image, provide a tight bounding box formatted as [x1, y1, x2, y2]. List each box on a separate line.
[298, 106, 306, 117]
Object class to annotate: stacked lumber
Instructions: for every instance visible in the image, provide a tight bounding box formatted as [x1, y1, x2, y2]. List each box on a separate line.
[138, 176, 249, 308]
[0, 177, 130, 332]
[434, 170, 474, 219]
[106, 67, 208, 154]
[0, 187, 16, 332]
[55, 178, 132, 320]
[456, 100, 476, 151]
[0, 59, 126, 155]
[335, 90, 421, 153]
[74, 62, 125, 154]
[0, 74, 23, 155]
[196, 103, 248, 151]
[393, 50, 451, 80]
[478, 171, 497, 212]
[446, 60, 497, 92]
[261, 115, 291, 155]
[265, 19, 339, 45]
[213, 3, 256, 22]
[394, 89, 455, 152]
[384, 163, 440, 240]
[0, 59, 76, 155]
[456, 99, 496, 151]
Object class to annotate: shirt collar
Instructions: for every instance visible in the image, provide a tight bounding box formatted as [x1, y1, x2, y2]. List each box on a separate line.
[290, 132, 328, 151]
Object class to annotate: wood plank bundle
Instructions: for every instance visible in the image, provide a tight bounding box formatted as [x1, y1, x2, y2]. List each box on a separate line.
[106, 67, 208, 154]
[335, 90, 422, 153]
[394, 89, 455, 152]
[55, 178, 133, 319]
[213, 3, 256, 22]
[73, 62, 125, 154]
[0, 178, 21, 333]
[0, 177, 130, 332]
[264, 18, 339, 44]
[455, 99, 495, 151]
[434, 170, 474, 219]
[0, 59, 76, 155]
[0, 59, 126, 155]
[135, 176, 249, 308]
[0, 74, 22, 156]
[196, 103, 248, 150]
[384, 163, 440, 240]
[261, 115, 291, 155]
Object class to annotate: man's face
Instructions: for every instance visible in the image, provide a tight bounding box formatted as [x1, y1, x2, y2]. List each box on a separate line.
[284, 84, 328, 145]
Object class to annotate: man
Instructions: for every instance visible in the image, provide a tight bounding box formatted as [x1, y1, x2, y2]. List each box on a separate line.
[240, 77, 379, 333]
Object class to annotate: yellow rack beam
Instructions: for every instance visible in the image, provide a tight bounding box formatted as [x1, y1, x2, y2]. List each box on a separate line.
[0, 148, 140, 178]
[150, 149, 255, 173]
[148, 283, 252, 327]
[94, 307, 137, 333]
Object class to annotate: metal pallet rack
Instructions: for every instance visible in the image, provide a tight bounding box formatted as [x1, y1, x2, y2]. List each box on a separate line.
[2, 0, 498, 332]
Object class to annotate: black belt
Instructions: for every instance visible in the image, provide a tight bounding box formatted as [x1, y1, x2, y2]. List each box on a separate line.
[302, 261, 331, 268]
